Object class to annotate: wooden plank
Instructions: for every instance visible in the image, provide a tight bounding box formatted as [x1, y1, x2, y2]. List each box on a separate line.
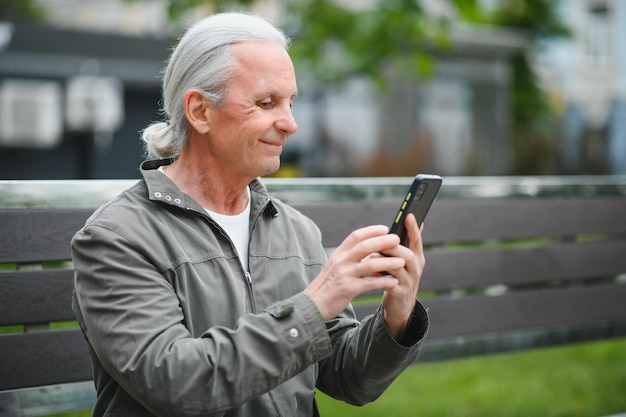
[425, 283, 626, 339]
[423, 197, 626, 244]
[353, 283, 626, 339]
[294, 197, 626, 247]
[420, 240, 626, 292]
[0, 330, 93, 390]
[0, 208, 94, 264]
[0, 269, 75, 326]
[4, 199, 623, 262]
[354, 284, 626, 338]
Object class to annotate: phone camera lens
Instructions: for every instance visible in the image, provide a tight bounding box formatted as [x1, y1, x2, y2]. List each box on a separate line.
[416, 183, 427, 200]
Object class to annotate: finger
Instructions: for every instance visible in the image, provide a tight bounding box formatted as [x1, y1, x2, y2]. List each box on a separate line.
[358, 254, 405, 276]
[358, 276, 400, 292]
[340, 226, 400, 262]
[378, 232, 424, 283]
[342, 225, 389, 245]
[404, 213, 423, 253]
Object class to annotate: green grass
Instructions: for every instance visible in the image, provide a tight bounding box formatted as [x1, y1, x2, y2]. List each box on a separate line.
[44, 337, 626, 417]
[317, 337, 626, 417]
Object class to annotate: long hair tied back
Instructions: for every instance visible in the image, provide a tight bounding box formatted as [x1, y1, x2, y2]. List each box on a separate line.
[141, 12, 290, 160]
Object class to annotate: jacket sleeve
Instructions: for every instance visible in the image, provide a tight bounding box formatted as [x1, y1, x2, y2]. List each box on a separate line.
[71, 223, 332, 417]
[315, 299, 429, 405]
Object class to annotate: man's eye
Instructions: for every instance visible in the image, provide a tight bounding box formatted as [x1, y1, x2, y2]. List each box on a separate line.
[259, 101, 273, 108]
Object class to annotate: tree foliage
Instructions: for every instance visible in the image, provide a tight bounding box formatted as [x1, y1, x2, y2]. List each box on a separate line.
[285, 0, 441, 88]
[0, 0, 46, 20]
[163, 0, 256, 21]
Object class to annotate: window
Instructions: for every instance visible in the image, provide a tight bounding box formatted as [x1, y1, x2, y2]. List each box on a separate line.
[585, 1, 611, 72]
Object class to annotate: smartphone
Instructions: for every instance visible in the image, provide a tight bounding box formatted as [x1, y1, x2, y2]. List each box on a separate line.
[389, 174, 442, 246]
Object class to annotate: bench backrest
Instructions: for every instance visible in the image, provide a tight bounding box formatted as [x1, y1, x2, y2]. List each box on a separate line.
[0, 208, 94, 390]
[307, 197, 626, 361]
[2, 177, 626, 394]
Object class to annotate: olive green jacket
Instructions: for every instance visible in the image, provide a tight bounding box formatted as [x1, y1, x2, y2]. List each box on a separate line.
[71, 159, 428, 417]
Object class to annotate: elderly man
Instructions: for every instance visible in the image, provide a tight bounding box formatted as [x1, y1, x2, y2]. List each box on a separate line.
[72, 12, 429, 417]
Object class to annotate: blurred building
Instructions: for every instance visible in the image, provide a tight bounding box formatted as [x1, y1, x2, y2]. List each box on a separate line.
[292, 24, 527, 177]
[0, 17, 169, 179]
[0, 0, 194, 179]
[0, 0, 527, 178]
[535, 0, 626, 174]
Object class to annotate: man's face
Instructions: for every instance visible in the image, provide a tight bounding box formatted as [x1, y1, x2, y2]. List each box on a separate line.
[205, 40, 298, 180]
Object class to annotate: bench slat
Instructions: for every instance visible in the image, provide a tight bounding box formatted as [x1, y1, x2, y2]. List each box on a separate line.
[424, 197, 626, 244]
[424, 283, 626, 339]
[420, 239, 626, 292]
[0, 329, 92, 390]
[0, 209, 93, 264]
[3, 198, 624, 263]
[354, 283, 626, 339]
[295, 197, 626, 247]
[0, 269, 75, 326]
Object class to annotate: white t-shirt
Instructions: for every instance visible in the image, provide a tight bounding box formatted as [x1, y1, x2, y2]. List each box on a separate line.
[205, 191, 251, 272]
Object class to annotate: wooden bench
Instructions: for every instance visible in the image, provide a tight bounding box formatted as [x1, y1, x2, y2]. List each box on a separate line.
[2, 177, 626, 416]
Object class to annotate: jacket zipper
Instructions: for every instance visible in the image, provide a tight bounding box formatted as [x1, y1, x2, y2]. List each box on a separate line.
[243, 196, 274, 314]
[188, 205, 259, 314]
[185, 196, 274, 315]
[244, 271, 257, 313]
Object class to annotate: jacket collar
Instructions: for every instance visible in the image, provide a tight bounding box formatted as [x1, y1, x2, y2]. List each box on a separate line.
[139, 159, 278, 217]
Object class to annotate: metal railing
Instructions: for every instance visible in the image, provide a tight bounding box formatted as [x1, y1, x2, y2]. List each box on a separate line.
[2, 175, 626, 209]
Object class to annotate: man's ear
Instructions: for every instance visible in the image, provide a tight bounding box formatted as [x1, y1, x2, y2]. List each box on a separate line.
[183, 89, 211, 134]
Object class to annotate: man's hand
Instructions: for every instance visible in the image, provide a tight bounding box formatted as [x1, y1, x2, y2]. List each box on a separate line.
[304, 215, 426, 342]
[379, 213, 425, 340]
[304, 225, 404, 321]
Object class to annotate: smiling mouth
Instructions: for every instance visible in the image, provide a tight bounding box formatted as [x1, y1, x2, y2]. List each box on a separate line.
[261, 138, 286, 148]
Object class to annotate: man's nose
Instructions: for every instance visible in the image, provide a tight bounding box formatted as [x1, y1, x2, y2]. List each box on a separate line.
[276, 105, 298, 135]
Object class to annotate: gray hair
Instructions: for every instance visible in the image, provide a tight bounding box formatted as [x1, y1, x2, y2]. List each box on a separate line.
[141, 12, 290, 160]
